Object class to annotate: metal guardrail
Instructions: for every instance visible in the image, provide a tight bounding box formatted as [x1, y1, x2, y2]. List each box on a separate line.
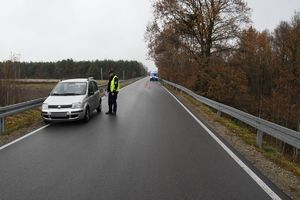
[0, 97, 47, 133]
[162, 80, 300, 151]
[0, 78, 140, 134]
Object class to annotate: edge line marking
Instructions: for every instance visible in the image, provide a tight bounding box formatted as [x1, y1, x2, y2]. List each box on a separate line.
[0, 124, 50, 151]
[163, 86, 281, 200]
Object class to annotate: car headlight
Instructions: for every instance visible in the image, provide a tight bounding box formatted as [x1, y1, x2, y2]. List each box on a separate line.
[72, 102, 82, 109]
[42, 103, 48, 110]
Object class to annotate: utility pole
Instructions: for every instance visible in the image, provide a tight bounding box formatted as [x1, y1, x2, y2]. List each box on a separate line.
[100, 67, 103, 80]
[123, 70, 125, 80]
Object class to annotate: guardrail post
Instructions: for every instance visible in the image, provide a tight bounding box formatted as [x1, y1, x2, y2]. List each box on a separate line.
[256, 130, 264, 148]
[0, 117, 5, 134]
[293, 148, 298, 160]
[217, 110, 222, 118]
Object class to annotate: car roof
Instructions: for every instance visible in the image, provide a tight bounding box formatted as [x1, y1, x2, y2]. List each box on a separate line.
[60, 78, 92, 83]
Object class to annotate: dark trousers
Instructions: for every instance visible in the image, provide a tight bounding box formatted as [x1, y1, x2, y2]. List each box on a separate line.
[108, 93, 118, 113]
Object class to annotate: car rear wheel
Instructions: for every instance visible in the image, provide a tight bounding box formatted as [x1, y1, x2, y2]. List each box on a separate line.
[84, 107, 90, 122]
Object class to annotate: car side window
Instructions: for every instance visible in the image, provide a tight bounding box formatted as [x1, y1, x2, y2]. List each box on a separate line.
[93, 81, 99, 91]
[88, 81, 94, 94]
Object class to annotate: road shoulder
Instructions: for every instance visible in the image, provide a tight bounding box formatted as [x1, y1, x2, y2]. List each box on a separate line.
[165, 86, 300, 200]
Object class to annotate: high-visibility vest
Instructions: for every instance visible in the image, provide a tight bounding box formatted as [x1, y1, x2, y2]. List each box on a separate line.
[110, 75, 120, 92]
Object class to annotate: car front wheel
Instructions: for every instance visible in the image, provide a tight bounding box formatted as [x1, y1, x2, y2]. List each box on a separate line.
[84, 107, 90, 122]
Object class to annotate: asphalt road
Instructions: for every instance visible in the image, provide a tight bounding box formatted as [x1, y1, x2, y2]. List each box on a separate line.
[0, 78, 289, 200]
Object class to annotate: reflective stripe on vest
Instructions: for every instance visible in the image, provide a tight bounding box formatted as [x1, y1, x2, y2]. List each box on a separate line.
[110, 75, 120, 92]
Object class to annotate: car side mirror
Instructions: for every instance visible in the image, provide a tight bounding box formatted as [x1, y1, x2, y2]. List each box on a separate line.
[89, 91, 94, 96]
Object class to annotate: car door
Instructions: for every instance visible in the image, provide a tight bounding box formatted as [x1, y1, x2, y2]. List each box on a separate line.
[88, 81, 96, 110]
[93, 81, 100, 107]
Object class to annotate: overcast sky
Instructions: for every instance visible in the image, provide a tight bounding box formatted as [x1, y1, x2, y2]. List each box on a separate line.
[0, 0, 299, 71]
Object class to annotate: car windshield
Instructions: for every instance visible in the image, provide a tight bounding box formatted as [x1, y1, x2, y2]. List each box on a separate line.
[151, 73, 157, 77]
[50, 82, 87, 96]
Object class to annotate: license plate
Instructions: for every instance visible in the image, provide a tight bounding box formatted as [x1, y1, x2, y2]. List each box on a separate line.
[51, 112, 67, 117]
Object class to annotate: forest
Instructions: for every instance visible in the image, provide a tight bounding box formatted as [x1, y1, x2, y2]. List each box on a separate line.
[145, 0, 300, 130]
[0, 59, 147, 80]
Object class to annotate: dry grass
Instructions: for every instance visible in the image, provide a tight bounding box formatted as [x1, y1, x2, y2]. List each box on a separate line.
[97, 80, 108, 85]
[0, 109, 43, 147]
[17, 83, 56, 90]
[4, 109, 42, 135]
[14, 83, 56, 104]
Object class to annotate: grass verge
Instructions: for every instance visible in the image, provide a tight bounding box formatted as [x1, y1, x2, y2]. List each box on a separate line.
[4, 109, 42, 135]
[0, 108, 43, 146]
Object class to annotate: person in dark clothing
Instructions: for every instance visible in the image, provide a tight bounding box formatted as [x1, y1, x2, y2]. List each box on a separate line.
[106, 70, 120, 115]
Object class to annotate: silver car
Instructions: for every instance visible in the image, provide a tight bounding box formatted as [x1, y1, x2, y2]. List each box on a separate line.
[41, 78, 102, 123]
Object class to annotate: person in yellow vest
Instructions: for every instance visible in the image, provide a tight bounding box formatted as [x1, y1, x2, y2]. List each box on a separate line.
[106, 70, 120, 115]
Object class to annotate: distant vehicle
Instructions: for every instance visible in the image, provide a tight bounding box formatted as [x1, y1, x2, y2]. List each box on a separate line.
[150, 71, 158, 81]
[41, 77, 101, 123]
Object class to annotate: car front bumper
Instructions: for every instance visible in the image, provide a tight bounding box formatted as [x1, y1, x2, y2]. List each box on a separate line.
[41, 108, 85, 122]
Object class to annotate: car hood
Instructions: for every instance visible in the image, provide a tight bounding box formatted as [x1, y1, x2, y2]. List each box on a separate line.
[44, 95, 85, 105]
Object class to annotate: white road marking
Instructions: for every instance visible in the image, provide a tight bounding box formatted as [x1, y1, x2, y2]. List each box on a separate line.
[163, 87, 282, 200]
[0, 125, 50, 151]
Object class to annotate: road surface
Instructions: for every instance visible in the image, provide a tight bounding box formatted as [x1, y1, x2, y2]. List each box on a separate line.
[0, 78, 289, 200]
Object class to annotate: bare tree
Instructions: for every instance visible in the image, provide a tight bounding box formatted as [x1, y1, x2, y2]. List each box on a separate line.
[147, 0, 251, 65]
[0, 53, 21, 106]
